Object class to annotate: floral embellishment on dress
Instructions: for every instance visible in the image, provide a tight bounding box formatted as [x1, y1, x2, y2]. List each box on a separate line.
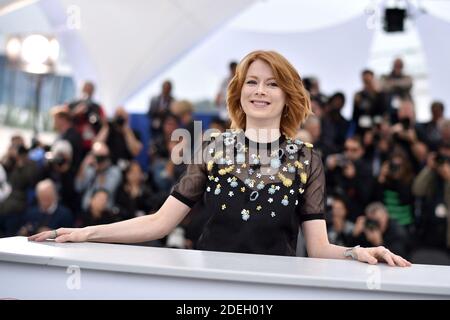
[241, 187, 246, 192]
[235, 141, 246, 153]
[207, 160, 214, 172]
[206, 186, 211, 192]
[268, 185, 276, 194]
[269, 175, 275, 180]
[241, 209, 250, 221]
[287, 164, 296, 173]
[230, 180, 238, 188]
[256, 205, 262, 211]
[281, 195, 289, 206]
[218, 165, 235, 176]
[244, 179, 255, 188]
[290, 189, 295, 195]
[224, 136, 235, 146]
[304, 142, 314, 148]
[236, 168, 241, 174]
[299, 188, 305, 194]
[294, 161, 304, 170]
[214, 184, 221, 195]
[236, 153, 245, 164]
[271, 212, 276, 217]
[214, 177, 219, 182]
[294, 139, 303, 145]
[277, 173, 293, 187]
[304, 160, 310, 166]
[228, 191, 234, 197]
[268, 197, 273, 203]
[295, 200, 299, 205]
[256, 173, 262, 178]
[270, 158, 281, 169]
[255, 181, 264, 190]
[226, 159, 233, 165]
[300, 172, 308, 184]
[249, 190, 259, 201]
[221, 204, 226, 210]
[282, 166, 288, 172]
[286, 143, 299, 154]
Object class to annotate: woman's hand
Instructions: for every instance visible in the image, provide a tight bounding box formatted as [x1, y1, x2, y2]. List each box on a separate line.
[28, 227, 91, 243]
[354, 245, 411, 267]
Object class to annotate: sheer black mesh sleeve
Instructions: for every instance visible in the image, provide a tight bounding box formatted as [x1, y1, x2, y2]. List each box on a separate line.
[170, 141, 210, 208]
[297, 148, 326, 223]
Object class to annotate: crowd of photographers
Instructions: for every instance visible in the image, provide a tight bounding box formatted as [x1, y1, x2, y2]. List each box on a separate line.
[0, 58, 449, 262]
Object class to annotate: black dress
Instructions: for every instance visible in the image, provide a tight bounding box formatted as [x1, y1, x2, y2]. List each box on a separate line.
[170, 130, 325, 256]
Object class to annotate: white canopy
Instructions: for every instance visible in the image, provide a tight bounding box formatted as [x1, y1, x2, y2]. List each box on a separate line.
[1, 0, 450, 119]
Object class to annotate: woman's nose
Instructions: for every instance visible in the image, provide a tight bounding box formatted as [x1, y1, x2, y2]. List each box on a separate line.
[256, 83, 266, 95]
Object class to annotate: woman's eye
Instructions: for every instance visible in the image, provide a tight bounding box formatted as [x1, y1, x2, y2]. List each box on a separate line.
[268, 82, 278, 87]
[246, 80, 257, 85]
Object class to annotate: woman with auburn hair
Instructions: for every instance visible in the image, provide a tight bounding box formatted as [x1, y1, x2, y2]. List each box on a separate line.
[30, 50, 410, 267]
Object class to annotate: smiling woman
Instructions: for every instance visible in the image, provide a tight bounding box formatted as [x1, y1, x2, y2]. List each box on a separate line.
[29, 50, 411, 267]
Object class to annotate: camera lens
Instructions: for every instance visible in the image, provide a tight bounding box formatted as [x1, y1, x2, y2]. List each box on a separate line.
[114, 116, 125, 126]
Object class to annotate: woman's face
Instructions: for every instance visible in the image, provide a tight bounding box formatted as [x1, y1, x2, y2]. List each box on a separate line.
[332, 200, 347, 220]
[127, 163, 142, 184]
[163, 117, 178, 136]
[240, 59, 286, 125]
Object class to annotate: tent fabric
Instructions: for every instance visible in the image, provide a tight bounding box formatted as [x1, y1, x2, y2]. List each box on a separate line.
[126, 14, 374, 118]
[1, 0, 450, 117]
[415, 14, 450, 116]
[39, 0, 255, 112]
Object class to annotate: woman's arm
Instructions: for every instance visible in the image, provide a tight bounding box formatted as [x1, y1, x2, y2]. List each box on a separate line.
[302, 220, 411, 267]
[28, 196, 190, 244]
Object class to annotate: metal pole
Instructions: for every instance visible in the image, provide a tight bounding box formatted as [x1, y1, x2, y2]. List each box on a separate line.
[33, 73, 43, 142]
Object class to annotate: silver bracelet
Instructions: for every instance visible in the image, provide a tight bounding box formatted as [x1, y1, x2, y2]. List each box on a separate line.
[344, 245, 360, 260]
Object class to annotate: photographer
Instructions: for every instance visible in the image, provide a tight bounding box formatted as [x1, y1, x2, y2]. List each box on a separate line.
[67, 81, 106, 156]
[40, 140, 81, 216]
[325, 136, 373, 221]
[94, 107, 142, 169]
[18, 179, 73, 236]
[412, 142, 450, 250]
[351, 202, 410, 259]
[390, 99, 427, 172]
[0, 138, 40, 236]
[51, 105, 83, 173]
[326, 194, 355, 247]
[75, 142, 122, 224]
[352, 69, 387, 136]
[375, 148, 416, 232]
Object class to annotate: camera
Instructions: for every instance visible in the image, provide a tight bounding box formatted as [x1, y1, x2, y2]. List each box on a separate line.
[335, 154, 350, 167]
[94, 154, 109, 164]
[16, 144, 28, 156]
[113, 116, 126, 127]
[400, 118, 411, 130]
[389, 161, 401, 175]
[365, 218, 380, 230]
[436, 153, 450, 166]
[45, 152, 67, 167]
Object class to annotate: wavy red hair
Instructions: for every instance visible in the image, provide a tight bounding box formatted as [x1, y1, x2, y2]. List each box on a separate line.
[227, 50, 312, 138]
